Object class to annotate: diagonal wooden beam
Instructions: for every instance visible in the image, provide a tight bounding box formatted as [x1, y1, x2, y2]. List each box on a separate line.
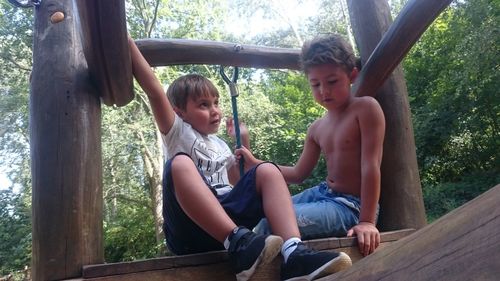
[76, 0, 134, 106]
[352, 0, 453, 97]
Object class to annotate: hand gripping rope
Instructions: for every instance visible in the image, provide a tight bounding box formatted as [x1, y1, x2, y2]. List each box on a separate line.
[220, 65, 244, 177]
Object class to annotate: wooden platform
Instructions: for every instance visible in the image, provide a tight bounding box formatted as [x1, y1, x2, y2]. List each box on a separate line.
[326, 184, 500, 281]
[64, 229, 414, 281]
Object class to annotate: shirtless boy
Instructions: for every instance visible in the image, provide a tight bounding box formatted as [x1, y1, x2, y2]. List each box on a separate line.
[240, 34, 386, 256]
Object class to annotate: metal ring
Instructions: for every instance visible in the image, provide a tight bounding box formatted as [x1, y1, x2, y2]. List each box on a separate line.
[219, 65, 239, 84]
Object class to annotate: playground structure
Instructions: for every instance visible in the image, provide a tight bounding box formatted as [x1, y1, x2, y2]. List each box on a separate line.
[27, 0, 499, 280]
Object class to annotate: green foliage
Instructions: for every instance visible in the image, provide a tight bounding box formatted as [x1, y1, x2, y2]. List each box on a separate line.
[0, 2, 32, 190]
[0, 188, 31, 276]
[104, 200, 159, 262]
[0, 3, 33, 277]
[257, 70, 326, 192]
[405, 0, 499, 218]
[423, 171, 500, 222]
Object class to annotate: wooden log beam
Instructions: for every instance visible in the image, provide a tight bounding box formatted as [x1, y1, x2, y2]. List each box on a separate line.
[351, 0, 453, 97]
[136, 39, 301, 70]
[76, 0, 134, 106]
[31, 0, 103, 280]
[326, 184, 500, 281]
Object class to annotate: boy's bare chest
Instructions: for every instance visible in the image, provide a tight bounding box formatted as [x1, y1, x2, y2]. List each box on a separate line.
[315, 117, 361, 153]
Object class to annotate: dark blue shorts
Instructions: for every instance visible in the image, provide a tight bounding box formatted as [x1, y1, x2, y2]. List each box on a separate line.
[162, 153, 270, 255]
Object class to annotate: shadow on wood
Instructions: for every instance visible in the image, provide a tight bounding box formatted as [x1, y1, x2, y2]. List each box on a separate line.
[324, 184, 500, 281]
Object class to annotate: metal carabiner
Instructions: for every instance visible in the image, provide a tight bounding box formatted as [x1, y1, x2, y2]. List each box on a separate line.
[219, 66, 239, 97]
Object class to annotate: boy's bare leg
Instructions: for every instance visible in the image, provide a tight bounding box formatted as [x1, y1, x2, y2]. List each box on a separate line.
[171, 155, 236, 242]
[255, 163, 300, 241]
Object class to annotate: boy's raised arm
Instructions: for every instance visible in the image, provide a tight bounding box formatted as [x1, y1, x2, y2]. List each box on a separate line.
[128, 36, 175, 135]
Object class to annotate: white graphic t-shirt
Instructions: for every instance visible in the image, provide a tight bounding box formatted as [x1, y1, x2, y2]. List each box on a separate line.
[162, 115, 235, 195]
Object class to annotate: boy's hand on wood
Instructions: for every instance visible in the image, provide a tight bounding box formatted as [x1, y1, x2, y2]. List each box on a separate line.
[347, 222, 380, 256]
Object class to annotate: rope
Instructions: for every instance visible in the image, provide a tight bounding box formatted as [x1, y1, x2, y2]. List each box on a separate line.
[220, 65, 244, 177]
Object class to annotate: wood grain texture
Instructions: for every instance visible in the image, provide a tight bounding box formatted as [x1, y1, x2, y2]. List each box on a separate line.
[76, 0, 134, 106]
[136, 39, 301, 70]
[324, 184, 500, 281]
[31, 0, 103, 280]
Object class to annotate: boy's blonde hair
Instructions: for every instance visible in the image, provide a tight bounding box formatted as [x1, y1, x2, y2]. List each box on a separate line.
[300, 34, 357, 74]
[166, 74, 219, 110]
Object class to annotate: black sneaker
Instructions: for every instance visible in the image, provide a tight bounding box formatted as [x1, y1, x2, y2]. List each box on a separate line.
[281, 242, 352, 281]
[227, 226, 283, 281]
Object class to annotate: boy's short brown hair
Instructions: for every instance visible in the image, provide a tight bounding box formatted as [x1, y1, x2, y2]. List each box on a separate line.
[300, 34, 357, 74]
[166, 74, 219, 110]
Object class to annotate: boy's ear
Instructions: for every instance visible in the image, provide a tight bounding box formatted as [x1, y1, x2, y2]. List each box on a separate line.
[349, 67, 359, 83]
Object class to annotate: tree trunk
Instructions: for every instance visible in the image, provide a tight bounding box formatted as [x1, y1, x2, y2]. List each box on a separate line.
[31, 0, 103, 280]
[346, 0, 427, 230]
[137, 123, 165, 254]
[153, 130, 165, 253]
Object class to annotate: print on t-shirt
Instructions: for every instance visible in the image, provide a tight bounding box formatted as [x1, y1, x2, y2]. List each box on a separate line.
[191, 138, 228, 186]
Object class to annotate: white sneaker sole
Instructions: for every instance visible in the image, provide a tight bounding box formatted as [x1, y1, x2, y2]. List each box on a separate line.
[236, 235, 283, 281]
[284, 251, 352, 281]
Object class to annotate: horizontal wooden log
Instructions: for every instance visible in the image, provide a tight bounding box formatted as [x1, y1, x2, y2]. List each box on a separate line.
[352, 0, 453, 97]
[136, 39, 301, 70]
[63, 229, 414, 281]
[76, 0, 134, 106]
[326, 184, 500, 281]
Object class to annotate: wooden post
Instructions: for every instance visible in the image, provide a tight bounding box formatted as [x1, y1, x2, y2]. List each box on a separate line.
[31, 0, 103, 280]
[346, 0, 427, 230]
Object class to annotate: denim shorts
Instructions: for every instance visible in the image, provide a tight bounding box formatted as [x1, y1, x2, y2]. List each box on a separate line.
[255, 182, 375, 240]
[162, 153, 268, 255]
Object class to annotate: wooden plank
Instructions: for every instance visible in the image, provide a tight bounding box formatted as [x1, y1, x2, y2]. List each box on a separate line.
[82, 251, 228, 278]
[351, 0, 453, 97]
[324, 184, 500, 281]
[31, 0, 103, 280]
[74, 230, 414, 280]
[136, 39, 301, 70]
[76, 0, 134, 106]
[347, 0, 428, 232]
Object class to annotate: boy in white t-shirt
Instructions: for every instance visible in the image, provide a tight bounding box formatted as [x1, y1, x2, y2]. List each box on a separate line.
[129, 36, 352, 281]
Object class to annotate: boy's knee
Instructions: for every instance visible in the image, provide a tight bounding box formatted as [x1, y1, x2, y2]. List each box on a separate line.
[255, 162, 281, 177]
